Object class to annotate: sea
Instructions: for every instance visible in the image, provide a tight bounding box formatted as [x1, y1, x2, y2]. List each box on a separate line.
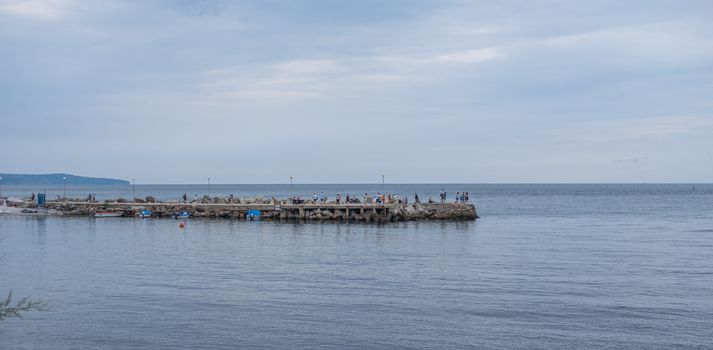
[1, 184, 712, 349]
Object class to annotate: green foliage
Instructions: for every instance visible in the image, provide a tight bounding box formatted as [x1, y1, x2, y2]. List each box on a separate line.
[0, 291, 46, 321]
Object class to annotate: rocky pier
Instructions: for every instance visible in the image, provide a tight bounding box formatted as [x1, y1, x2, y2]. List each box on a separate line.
[37, 197, 478, 222]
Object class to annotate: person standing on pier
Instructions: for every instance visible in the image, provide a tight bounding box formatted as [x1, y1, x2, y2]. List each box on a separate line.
[182, 193, 187, 203]
[414, 193, 420, 203]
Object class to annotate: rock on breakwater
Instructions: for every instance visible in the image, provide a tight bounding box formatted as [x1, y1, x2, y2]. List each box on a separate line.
[38, 197, 478, 222]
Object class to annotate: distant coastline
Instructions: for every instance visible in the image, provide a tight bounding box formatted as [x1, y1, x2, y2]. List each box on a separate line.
[0, 173, 129, 185]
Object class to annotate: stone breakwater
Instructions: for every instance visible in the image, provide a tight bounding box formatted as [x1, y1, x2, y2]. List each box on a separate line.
[40, 198, 478, 222]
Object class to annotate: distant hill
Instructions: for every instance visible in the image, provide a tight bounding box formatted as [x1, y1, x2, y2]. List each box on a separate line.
[0, 173, 129, 185]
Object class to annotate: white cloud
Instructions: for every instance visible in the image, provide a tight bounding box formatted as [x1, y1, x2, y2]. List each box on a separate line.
[545, 116, 713, 144]
[615, 157, 642, 163]
[523, 21, 713, 66]
[196, 60, 344, 102]
[186, 44, 506, 106]
[274, 59, 342, 75]
[0, 0, 76, 20]
[431, 47, 503, 64]
[372, 47, 504, 66]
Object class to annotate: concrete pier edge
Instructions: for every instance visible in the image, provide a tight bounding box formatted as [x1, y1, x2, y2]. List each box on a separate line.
[38, 199, 478, 222]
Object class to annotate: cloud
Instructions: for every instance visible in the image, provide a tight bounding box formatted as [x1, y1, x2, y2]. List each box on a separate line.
[523, 20, 713, 67]
[631, 117, 713, 137]
[615, 157, 642, 163]
[544, 116, 713, 145]
[193, 46, 503, 103]
[372, 46, 503, 67]
[431, 47, 502, 64]
[274, 59, 342, 74]
[0, 0, 76, 20]
[2, 0, 712, 182]
[195, 59, 344, 102]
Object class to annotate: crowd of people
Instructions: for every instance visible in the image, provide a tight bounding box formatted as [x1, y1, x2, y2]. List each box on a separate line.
[288, 192, 409, 205]
[438, 189, 470, 203]
[29, 190, 471, 206]
[287, 190, 471, 205]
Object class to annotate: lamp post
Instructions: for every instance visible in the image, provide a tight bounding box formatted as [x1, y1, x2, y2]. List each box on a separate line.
[207, 177, 211, 196]
[0, 176, 3, 199]
[290, 176, 293, 197]
[63, 176, 67, 199]
[381, 174, 385, 191]
[132, 178, 135, 202]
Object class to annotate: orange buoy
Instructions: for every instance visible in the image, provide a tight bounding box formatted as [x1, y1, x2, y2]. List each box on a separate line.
[179, 222, 185, 229]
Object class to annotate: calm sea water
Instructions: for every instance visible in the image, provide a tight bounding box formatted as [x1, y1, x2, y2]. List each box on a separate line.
[1, 184, 712, 349]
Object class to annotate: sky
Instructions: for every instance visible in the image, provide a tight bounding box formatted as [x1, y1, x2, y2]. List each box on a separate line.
[1, 0, 712, 184]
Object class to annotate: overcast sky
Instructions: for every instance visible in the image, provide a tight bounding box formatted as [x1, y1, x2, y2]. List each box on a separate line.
[1, 0, 712, 183]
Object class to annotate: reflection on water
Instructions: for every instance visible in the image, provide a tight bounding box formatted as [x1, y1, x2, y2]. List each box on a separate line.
[1, 184, 712, 349]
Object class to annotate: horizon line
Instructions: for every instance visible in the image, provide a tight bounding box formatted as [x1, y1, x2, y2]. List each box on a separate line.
[10, 182, 711, 185]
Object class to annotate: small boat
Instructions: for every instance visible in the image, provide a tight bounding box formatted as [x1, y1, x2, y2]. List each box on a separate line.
[247, 209, 261, 220]
[94, 211, 122, 218]
[138, 209, 153, 218]
[173, 211, 190, 219]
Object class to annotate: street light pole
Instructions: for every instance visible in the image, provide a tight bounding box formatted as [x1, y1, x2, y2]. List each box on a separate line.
[381, 174, 385, 191]
[0, 176, 3, 199]
[63, 176, 67, 199]
[290, 176, 293, 197]
[132, 178, 135, 201]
